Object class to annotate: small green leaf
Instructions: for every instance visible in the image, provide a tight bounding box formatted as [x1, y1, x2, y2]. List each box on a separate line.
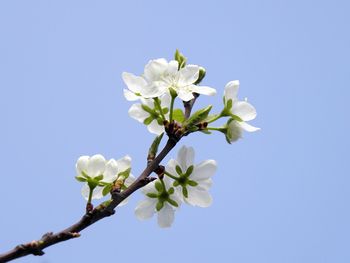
[184, 105, 212, 129]
[148, 133, 164, 160]
[141, 104, 154, 114]
[143, 116, 154, 125]
[75, 176, 87, 182]
[175, 165, 182, 175]
[168, 187, 175, 195]
[226, 99, 233, 109]
[162, 107, 169, 114]
[167, 198, 178, 207]
[94, 174, 104, 181]
[173, 181, 180, 187]
[146, 192, 158, 198]
[187, 180, 198, 187]
[156, 200, 164, 211]
[172, 109, 185, 123]
[174, 49, 187, 69]
[118, 167, 131, 179]
[185, 165, 194, 177]
[155, 181, 163, 192]
[194, 67, 206, 85]
[182, 186, 188, 198]
[102, 184, 112, 196]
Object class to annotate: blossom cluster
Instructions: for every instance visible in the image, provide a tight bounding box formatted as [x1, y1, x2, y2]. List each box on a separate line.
[74, 50, 259, 228]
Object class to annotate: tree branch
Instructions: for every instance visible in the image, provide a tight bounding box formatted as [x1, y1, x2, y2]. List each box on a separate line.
[183, 93, 199, 119]
[0, 138, 178, 263]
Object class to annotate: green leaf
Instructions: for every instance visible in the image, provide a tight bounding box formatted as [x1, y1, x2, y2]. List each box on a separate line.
[172, 109, 185, 123]
[148, 133, 164, 160]
[187, 180, 198, 187]
[143, 116, 154, 125]
[156, 200, 164, 211]
[182, 186, 188, 198]
[155, 181, 163, 192]
[162, 107, 169, 114]
[94, 174, 104, 181]
[185, 165, 194, 177]
[174, 49, 187, 69]
[118, 167, 131, 179]
[168, 187, 175, 195]
[184, 105, 212, 129]
[102, 184, 112, 196]
[141, 104, 154, 114]
[167, 198, 178, 207]
[146, 192, 158, 198]
[226, 99, 233, 109]
[75, 176, 87, 182]
[175, 165, 182, 175]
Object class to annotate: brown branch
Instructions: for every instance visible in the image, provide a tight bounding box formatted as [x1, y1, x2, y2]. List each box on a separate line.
[183, 93, 199, 119]
[0, 138, 178, 263]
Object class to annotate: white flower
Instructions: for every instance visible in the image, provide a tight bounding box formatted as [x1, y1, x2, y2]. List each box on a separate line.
[166, 146, 217, 207]
[76, 154, 135, 204]
[224, 80, 260, 142]
[123, 58, 216, 102]
[128, 92, 170, 135]
[134, 179, 181, 228]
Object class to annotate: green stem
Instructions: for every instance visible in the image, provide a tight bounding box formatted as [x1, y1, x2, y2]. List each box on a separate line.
[164, 171, 179, 180]
[207, 114, 222, 124]
[169, 95, 176, 122]
[87, 187, 94, 204]
[159, 177, 167, 190]
[206, 126, 226, 132]
[153, 98, 166, 121]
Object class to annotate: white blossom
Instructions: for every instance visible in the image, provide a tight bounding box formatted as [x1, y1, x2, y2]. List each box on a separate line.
[122, 58, 216, 102]
[135, 179, 181, 228]
[76, 154, 135, 203]
[128, 92, 170, 135]
[224, 80, 260, 142]
[166, 146, 217, 207]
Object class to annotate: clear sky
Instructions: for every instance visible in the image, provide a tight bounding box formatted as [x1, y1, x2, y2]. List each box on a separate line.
[0, 0, 349, 262]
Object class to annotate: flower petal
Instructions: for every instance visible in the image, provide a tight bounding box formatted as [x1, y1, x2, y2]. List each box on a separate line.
[124, 174, 136, 187]
[157, 203, 175, 228]
[87, 154, 106, 178]
[81, 184, 90, 200]
[123, 89, 140, 101]
[167, 60, 179, 76]
[177, 146, 195, 172]
[190, 85, 217, 96]
[147, 119, 165, 135]
[178, 65, 199, 86]
[224, 80, 239, 101]
[177, 89, 194, 102]
[76, 156, 89, 176]
[232, 100, 257, 121]
[135, 198, 157, 220]
[116, 155, 132, 174]
[128, 103, 149, 123]
[143, 58, 168, 82]
[122, 72, 147, 93]
[91, 186, 104, 200]
[186, 188, 212, 207]
[191, 160, 217, 181]
[104, 159, 119, 183]
[227, 120, 243, 142]
[238, 121, 260, 132]
[142, 180, 157, 194]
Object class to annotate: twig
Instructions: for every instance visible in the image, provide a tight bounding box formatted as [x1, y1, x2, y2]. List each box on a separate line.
[0, 138, 178, 263]
[183, 93, 199, 119]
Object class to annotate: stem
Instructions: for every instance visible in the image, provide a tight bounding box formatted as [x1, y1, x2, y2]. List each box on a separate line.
[153, 98, 166, 121]
[206, 127, 225, 132]
[169, 95, 176, 122]
[0, 138, 178, 263]
[87, 187, 93, 204]
[206, 114, 222, 124]
[164, 171, 179, 180]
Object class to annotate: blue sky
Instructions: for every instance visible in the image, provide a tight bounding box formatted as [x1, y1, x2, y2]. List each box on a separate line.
[0, 0, 349, 262]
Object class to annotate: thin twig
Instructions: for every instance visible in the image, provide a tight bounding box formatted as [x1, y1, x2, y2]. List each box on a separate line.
[0, 139, 177, 263]
[183, 93, 199, 119]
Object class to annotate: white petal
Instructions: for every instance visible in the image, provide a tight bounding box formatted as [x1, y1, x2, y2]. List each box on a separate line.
[124, 174, 136, 187]
[160, 92, 171, 108]
[147, 119, 165, 135]
[76, 156, 89, 176]
[177, 146, 195, 172]
[128, 103, 149, 123]
[224, 80, 240, 101]
[238, 121, 260, 132]
[167, 60, 179, 76]
[228, 120, 243, 142]
[135, 198, 157, 220]
[122, 72, 147, 93]
[141, 180, 157, 194]
[116, 155, 132, 174]
[104, 159, 119, 183]
[232, 100, 257, 121]
[157, 203, 175, 228]
[191, 160, 217, 181]
[141, 81, 168, 98]
[87, 154, 106, 178]
[178, 65, 199, 86]
[81, 184, 90, 200]
[143, 58, 168, 82]
[177, 89, 194, 102]
[197, 178, 213, 191]
[190, 85, 217, 96]
[123, 89, 140, 101]
[91, 186, 104, 200]
[186, 188, 212, 207]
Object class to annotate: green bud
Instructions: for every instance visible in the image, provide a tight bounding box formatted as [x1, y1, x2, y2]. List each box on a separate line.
[194, 67, 206, 84]
[148, 133, 164, 160]
[169, 87, 178, 98]
[174, 49, 187, 69]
